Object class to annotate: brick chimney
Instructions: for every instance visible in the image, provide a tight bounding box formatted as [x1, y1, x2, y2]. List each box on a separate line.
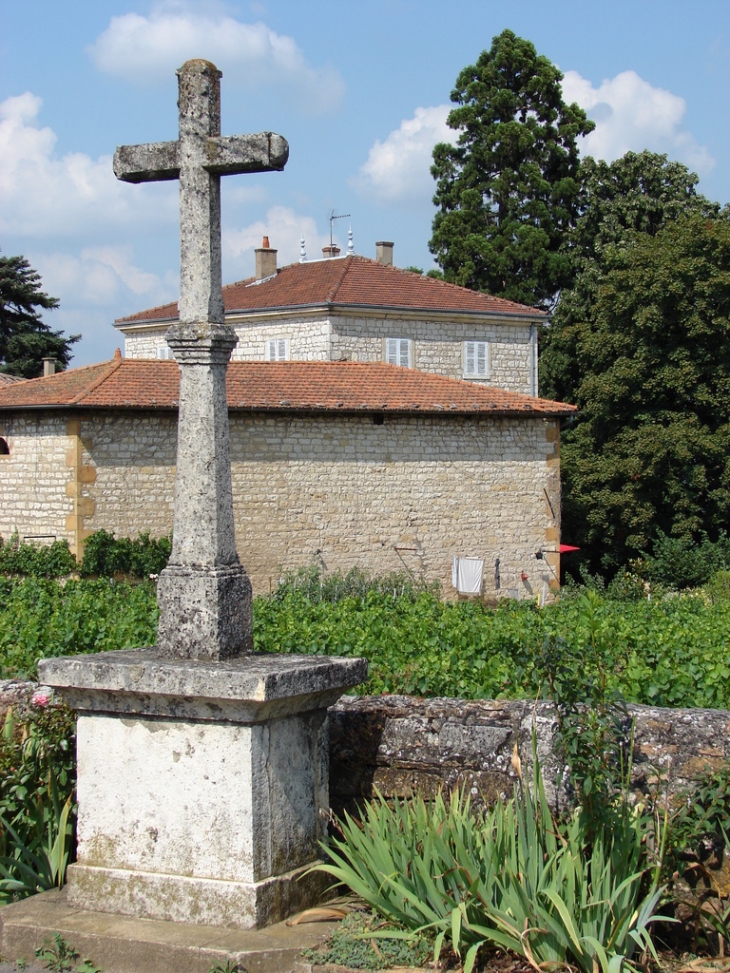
[42, 357, 56, 377]
[255, 236, 277, 279]
[375, 241, 394, 266]
[322, 244, 341, 259]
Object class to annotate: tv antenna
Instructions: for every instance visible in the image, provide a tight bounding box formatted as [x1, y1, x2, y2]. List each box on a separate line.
[329, 210, 350, 249]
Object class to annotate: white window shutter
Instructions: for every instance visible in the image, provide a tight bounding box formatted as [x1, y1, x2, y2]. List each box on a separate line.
[477, 342, 487, 376]
[386, 338, 410, 367]
[278, 339, 287, 361]
[399, 339, 410, 367]
[464, 341, 488, 377]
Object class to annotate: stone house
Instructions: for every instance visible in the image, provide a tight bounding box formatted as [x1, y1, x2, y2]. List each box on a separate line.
[0, 353, 574, 600]
[116, 241, 545, 397]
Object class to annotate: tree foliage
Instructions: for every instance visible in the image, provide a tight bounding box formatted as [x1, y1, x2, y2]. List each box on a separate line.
[428, 30, 594, 309]
[0, 253, 78, 378]
[556, 212, 730, 572]
[541, 152, 718, 402]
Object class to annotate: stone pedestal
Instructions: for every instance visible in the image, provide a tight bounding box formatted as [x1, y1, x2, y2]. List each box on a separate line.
[38, 649, 367, 930]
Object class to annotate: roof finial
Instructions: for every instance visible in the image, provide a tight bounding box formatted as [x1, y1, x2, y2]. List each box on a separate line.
[347, 225, 355, 256]
[299, 234, 307, 263]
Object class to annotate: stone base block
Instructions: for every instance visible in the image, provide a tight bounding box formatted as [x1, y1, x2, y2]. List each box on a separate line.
[0, 886, 341, 973]
[67, 861, 333, 930]
[156, 562, 253, 659]
[38, 649, 367, 930]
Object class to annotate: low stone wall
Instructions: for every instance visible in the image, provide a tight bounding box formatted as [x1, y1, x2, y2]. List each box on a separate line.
[328, 694, 730, 817]
[5, 681, 729, 819]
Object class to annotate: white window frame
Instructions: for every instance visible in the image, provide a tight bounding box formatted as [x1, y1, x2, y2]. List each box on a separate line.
[385, 337, 412, 368]
[156, 345, 174, 360]
[266, 338, 289, 362]
[463, 340, 489, 379]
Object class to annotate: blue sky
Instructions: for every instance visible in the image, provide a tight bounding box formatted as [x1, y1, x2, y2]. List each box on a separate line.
[2, 0, 729, 366]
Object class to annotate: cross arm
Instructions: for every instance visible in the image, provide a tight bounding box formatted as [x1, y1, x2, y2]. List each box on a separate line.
[113, 142, 179, 183]
[204, 133, 289, 174]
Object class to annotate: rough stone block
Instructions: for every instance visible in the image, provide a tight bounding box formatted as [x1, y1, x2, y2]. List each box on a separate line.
[39, 649, 367, 929]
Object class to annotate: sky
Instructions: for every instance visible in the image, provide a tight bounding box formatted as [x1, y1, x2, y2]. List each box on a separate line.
[1, 0, 729, 367]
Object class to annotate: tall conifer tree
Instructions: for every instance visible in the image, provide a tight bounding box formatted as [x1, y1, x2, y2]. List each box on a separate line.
[429, 30, 594, 309]
[0, 253, 78, 378]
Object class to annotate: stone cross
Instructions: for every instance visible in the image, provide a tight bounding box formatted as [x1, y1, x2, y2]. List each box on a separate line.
[114, 59, 289, 660]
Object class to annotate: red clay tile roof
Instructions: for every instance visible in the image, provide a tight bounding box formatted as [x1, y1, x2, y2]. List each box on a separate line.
[0, 358, 575, 417]
[0, 373, 26, 386]
[116, 256, 546, 325]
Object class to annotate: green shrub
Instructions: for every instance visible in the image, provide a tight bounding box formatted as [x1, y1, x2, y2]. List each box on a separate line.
[0, 577, 159, 679]
[79, 530, 171, 578]
[0, 700, 77, 902]
[272, 565, 440, 603]
[643, 531, 730, 590]
[313, 744, 668, 973]
[0, 536, 76, 579]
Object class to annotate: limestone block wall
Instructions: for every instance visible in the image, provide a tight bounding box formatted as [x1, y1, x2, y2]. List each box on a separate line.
[229, 315, 331, 361]
[330, 314, 535, 394]
[0, 409, 561, 597]
[122, 330, 176, 360]
[82, 414, 177, 541]
[0, 414, 74, 548]
[120, 312, 536, 394]
[2, 680, 727, 824]
[227, 412, 561, 598]
[123, 316, 332, 363]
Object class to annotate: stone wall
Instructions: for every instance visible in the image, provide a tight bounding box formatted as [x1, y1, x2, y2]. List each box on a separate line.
[227, 412, 560, 597]
[3, 681, 728, 819]
[329, 695, 730, 817]
[120, 312, 536, 394]
[0, 414, 73, 547]
[229, 315, 331, 362]
[330, 314, 535, 394]
[0, 409, 561, 598]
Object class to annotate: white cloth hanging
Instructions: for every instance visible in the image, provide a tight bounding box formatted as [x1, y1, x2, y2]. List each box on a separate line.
[452, 556, 484, 594]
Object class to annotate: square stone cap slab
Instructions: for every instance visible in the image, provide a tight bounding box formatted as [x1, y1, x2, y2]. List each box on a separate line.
[38, 649, 368, 722]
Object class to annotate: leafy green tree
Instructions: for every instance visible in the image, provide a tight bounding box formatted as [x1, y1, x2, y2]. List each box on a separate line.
[558, 212, 730, 573]
[0, 253, 79, 378]
[541, 152, 717, 402]
[428, 30, 594, 309]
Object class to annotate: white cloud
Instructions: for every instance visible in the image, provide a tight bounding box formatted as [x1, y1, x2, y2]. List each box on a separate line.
[0, 93, 177, 240]
[562, 70, 714, 174]
[38, 247, 173, 306]
[88, 7, 344, 114]
[351, 105, 452, 205]
[25, 246, 179, 366]
[223, 205, 334, 275]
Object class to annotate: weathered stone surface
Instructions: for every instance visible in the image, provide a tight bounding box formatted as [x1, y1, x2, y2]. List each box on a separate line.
[112, 60, 288, 659]
[0, 410, 563, 599]
[329, 695, 730, 816]
[38, 649, 366, 714]
[0, 886, 339, 973]
[37, 652, 363, 929]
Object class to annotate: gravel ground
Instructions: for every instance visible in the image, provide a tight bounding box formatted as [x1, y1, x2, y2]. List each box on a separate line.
[0, 963, 48, 972]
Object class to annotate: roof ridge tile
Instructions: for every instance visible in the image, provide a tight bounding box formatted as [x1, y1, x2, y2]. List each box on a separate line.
[71, 357, 123, 404]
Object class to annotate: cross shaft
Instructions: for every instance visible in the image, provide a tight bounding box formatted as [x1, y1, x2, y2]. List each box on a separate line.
[113, 59, 289, 659]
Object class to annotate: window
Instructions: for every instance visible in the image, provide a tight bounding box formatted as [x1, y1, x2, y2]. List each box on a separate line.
[266, 338, 289, 361]
[156, 345, 174, 360]
[464, 340, 489, 378]
[0, 437, 8, 456]
[385, 337, 411, 368]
